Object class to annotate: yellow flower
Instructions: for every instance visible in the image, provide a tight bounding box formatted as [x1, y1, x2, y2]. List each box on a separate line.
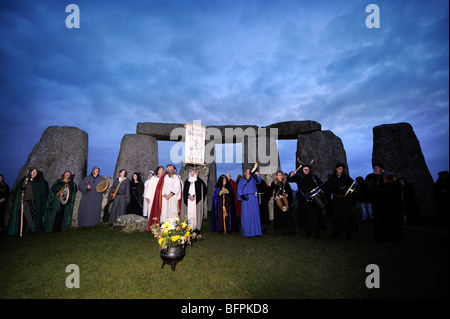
[171, 235, 181, 242]
[158, 238, 164, 245]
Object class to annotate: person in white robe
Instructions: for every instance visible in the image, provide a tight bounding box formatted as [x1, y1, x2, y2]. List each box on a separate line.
[160, 165, 182, 223]
[143, 166, 164, 218]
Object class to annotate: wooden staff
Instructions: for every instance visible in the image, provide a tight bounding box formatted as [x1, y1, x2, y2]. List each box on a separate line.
[222, 188, 227, 235]
[20, 165, 32, 237]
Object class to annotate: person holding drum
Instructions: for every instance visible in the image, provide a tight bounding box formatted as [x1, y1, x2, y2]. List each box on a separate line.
[324, 163, 358, 240]
[269, 170, 295, 235]
[42, 170, 78, 232]
[78, 166, 107, 228]
[108, 169, 130, 225]
[288, 164, 326, 239]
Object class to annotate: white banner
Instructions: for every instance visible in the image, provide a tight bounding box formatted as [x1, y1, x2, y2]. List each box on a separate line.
[184, 121, 206, 165]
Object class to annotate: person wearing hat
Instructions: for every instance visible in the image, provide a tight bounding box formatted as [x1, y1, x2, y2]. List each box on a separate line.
[365, 162, 403, 243]
[78, 166, 107, 228]
[42, 170, 78, 232]
[434, 171, 449, 226]
[288, 163, 326, 239]
[6, 167, 49, 235]
[324, 163, 357, 240]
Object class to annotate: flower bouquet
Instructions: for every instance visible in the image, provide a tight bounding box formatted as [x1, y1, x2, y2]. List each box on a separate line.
[150, 216, 193, 250]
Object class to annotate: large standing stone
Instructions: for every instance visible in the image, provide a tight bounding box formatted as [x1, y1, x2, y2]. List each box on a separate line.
[114, 134, 158, 179]
[296, 130, 348, 184]
[372, 122, 438, 220]
[14, 126, 88, 189]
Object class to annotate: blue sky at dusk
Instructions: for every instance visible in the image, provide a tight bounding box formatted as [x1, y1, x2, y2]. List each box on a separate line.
[0, 0, 448, 187]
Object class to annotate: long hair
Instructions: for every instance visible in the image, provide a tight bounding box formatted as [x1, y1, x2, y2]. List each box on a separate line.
[155, 166, 164, 177]
[273, 170, 286, 185]
[215, 175, 231, 189]
[132, 172, 142, 182]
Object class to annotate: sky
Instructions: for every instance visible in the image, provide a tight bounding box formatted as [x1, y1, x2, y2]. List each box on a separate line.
[0, 0, 448, 189]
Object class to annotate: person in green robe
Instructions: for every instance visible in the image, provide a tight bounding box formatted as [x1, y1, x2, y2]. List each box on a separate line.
[42, 170, 77, 232]
[6, 167, 49, 235]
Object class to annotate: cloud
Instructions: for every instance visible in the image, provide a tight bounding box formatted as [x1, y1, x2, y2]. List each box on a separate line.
[0, 0, 448, 187]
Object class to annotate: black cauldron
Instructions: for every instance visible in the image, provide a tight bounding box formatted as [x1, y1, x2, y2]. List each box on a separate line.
[160, 245, 186, 271]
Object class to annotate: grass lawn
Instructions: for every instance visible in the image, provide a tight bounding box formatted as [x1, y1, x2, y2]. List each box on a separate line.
[0, 216, 448, 300]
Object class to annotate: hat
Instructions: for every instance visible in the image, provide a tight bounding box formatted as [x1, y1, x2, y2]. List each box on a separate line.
[335, 162, 346, 169]
[372, 162, 384, 169]
[149, 170, 155, 175]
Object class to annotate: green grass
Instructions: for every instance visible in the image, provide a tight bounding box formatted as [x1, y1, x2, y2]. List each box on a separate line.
[0, 217, 448, 299]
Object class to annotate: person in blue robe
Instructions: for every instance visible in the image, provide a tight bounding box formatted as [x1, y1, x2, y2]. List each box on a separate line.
[237, 168, 262, 237]
[210, 175, 238, 233]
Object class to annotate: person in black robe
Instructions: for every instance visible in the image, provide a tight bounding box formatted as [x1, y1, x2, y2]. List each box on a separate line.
[433, 171, 449, 227]
[366, 162, 403, 243]
[398, 177, 420, 225]
[269, 170, 295, 235]
[181, 169, 207, 233]
[288, 164, 326, 239]
[127, 172, 144, 216]
[324, 163, 358, 240]
[0, 174, 11, 235]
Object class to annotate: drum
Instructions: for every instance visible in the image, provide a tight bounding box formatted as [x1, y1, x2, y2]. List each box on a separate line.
[344, 181, 358, 198]
[96, 180, 110, 193]
[60, 185, 72, 205]
[384, 172, 397, 186]
[305, 187, 330, 211]
[275, 195, 289, 212]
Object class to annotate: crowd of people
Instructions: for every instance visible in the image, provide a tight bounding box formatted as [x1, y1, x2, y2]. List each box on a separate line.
[0, 162, 449, 243]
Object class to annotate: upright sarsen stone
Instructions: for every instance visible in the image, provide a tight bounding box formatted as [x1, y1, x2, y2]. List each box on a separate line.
[296, 130, 348, 184]
[372, 122, 437, 220]
[12, 126, 88, 228]
[14, 126, 88, 188]
[114, 134, 158, 179]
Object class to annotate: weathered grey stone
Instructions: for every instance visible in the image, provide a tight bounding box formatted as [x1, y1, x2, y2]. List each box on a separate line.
[263, 120, 322, 139]
[114, 134, 158, 179]
[136, 122, 260, 143]
[296, 130, 348, 184]
[136, 122, 183, 141]
[372, 122, 438, 220]
[14, 126, 88, 189]
[242, 134, 281, 175]
[112, 213, 148, 232]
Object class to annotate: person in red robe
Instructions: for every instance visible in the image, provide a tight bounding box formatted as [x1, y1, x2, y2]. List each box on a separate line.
[147, 164, 183, 230]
